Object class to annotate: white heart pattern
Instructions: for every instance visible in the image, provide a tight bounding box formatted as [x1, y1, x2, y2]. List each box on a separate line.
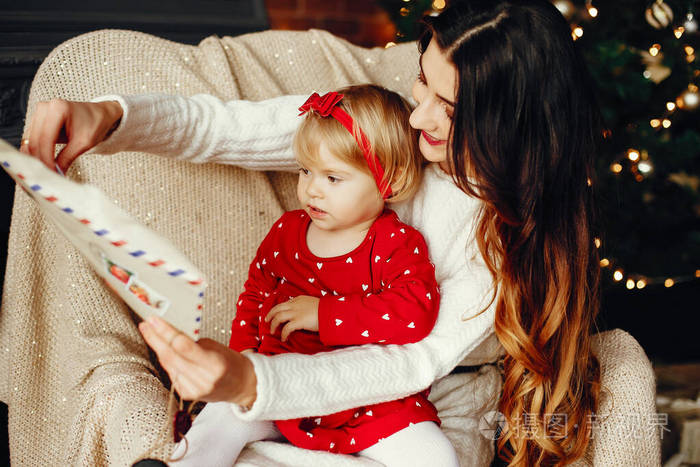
[238, 300, 243, 306]
[346, 257, 353, 263]
[330, 442, 335, 449]
[274, 251, 279, 258]
[374, 255, 380, 262]
[426, 293, 431, 300]
[414, 247, 419, 254]
[256, 262, 260, 269]
[366, 410, 373, 416]
[240, 320, 246, 326]
[315, 417, 322, 425]
[317, 262, 323, 270]
[362, 284, 368, 291]
[400, 228, 405, 233]
[295, 252, 299, 260]
[404, 269, 410, 275]
[390, 233, 395, 238]
[278, 222, 283, 228]
[308, 278, 315, 283]
[382, 313, 390, 320]
[335, 319, 343, 326]
[361, 330, 369, 337]
[350, 438, 356, 445]
[338, 297, 345, 301]
[408, 322, 415, 328]
[321, 290, 327, 296]
[262, 259, 266, 265]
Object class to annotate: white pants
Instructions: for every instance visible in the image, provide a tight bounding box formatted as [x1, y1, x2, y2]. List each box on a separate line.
[169, 401, 460, 467]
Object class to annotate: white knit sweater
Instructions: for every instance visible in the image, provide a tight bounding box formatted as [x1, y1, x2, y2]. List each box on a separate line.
[91, 93, 504, 423]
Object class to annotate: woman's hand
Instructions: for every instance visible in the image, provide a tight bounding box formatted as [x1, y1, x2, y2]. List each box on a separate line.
[265, 295, 320, 341]
[138, 316, 257, 407]
[20, 99, 123, 173]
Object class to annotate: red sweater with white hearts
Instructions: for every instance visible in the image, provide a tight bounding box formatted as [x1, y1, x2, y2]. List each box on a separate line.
[229, 209, 440, 453]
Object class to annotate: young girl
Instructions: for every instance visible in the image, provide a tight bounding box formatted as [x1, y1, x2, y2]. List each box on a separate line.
[168, 85, 459, 466]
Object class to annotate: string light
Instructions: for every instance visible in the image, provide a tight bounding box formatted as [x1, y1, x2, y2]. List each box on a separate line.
[613, 270, 624, 281]
[432, 0, 446, 9]
[664, 278, 674, 287]
[638, 161, 653, 173]
[611, 163, 623, 173]
[627, 149, 640, 161]
[649, 44, 661, 56]
[636, 279, 647, 289]
[573, 26, 584, 38]
[600, 258, 610, 267]
[626, 279, 635, 289]
[588, 6, 598, 17]
[594, 237, 601, 248]
[666, 101, 676, 111]
[650, 118, 661, 128]
[662, 118, 672, 128]
[674, 26, 685, 38]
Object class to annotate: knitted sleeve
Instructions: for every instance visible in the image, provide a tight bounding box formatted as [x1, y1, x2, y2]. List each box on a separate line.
[234, 249, 497, 422]
[88, 93, 305, 171]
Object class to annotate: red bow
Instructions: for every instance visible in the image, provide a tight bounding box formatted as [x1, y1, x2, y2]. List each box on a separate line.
[298, 92, 345, 117]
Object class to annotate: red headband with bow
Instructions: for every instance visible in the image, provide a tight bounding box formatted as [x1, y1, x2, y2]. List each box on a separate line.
[298, 92, 392, 199]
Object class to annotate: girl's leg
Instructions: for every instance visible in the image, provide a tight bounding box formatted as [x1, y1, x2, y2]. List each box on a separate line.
[169, 401, 281, 467]
[357, 421, 460, 467]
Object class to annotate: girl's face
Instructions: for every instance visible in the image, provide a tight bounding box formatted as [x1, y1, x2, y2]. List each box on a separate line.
[296, 141, 384, 234]
[409, 38, 458, 173]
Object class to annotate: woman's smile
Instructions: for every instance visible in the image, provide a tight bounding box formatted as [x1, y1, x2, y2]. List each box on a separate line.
[421, 130, 446, 146]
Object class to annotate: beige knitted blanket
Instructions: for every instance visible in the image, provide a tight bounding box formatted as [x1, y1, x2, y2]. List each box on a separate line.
[0, 29, 660, 466]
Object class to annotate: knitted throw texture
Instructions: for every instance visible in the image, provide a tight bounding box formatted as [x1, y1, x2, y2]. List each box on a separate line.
[0, 29, 660, 466]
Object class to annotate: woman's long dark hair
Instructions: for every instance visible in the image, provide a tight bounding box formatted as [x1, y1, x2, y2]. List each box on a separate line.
[421, 1, 602, 465]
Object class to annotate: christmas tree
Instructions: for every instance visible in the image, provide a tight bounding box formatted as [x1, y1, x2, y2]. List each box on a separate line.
[377, 0, 700, 291]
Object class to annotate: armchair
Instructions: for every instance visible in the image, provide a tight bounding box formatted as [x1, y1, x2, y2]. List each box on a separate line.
[0, 29, 660, 466]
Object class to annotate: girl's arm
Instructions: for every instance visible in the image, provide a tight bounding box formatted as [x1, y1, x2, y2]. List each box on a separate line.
[88, 93, 306, 171]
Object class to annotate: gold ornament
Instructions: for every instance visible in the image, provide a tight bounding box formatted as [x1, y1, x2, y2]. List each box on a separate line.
[641, 50, 672, 83]
[645, 0, 674, 29]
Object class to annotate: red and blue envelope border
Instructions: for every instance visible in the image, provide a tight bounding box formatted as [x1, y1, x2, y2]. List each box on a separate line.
[1, 159, 204, 336]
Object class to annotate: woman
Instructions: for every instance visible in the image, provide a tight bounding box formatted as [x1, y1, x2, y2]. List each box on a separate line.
[22, 1, 602, 465]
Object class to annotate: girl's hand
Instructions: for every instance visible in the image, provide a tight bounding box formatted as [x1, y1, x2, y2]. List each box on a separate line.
[20, 99, 123, 174]
[265, 295, 320, 341]
[138, 316, 257, 407]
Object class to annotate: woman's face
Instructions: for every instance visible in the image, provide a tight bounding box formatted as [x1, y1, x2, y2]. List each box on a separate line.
[409, 37, 458, 173]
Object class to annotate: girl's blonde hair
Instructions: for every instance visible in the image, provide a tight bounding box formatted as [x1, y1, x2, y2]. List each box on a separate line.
[293, 84, 422, 203]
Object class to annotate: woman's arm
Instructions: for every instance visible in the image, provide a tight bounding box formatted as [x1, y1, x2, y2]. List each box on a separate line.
[237, 265, 496, 421]
[90, 93, 306, 171]
[139, 251, 496, 421]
